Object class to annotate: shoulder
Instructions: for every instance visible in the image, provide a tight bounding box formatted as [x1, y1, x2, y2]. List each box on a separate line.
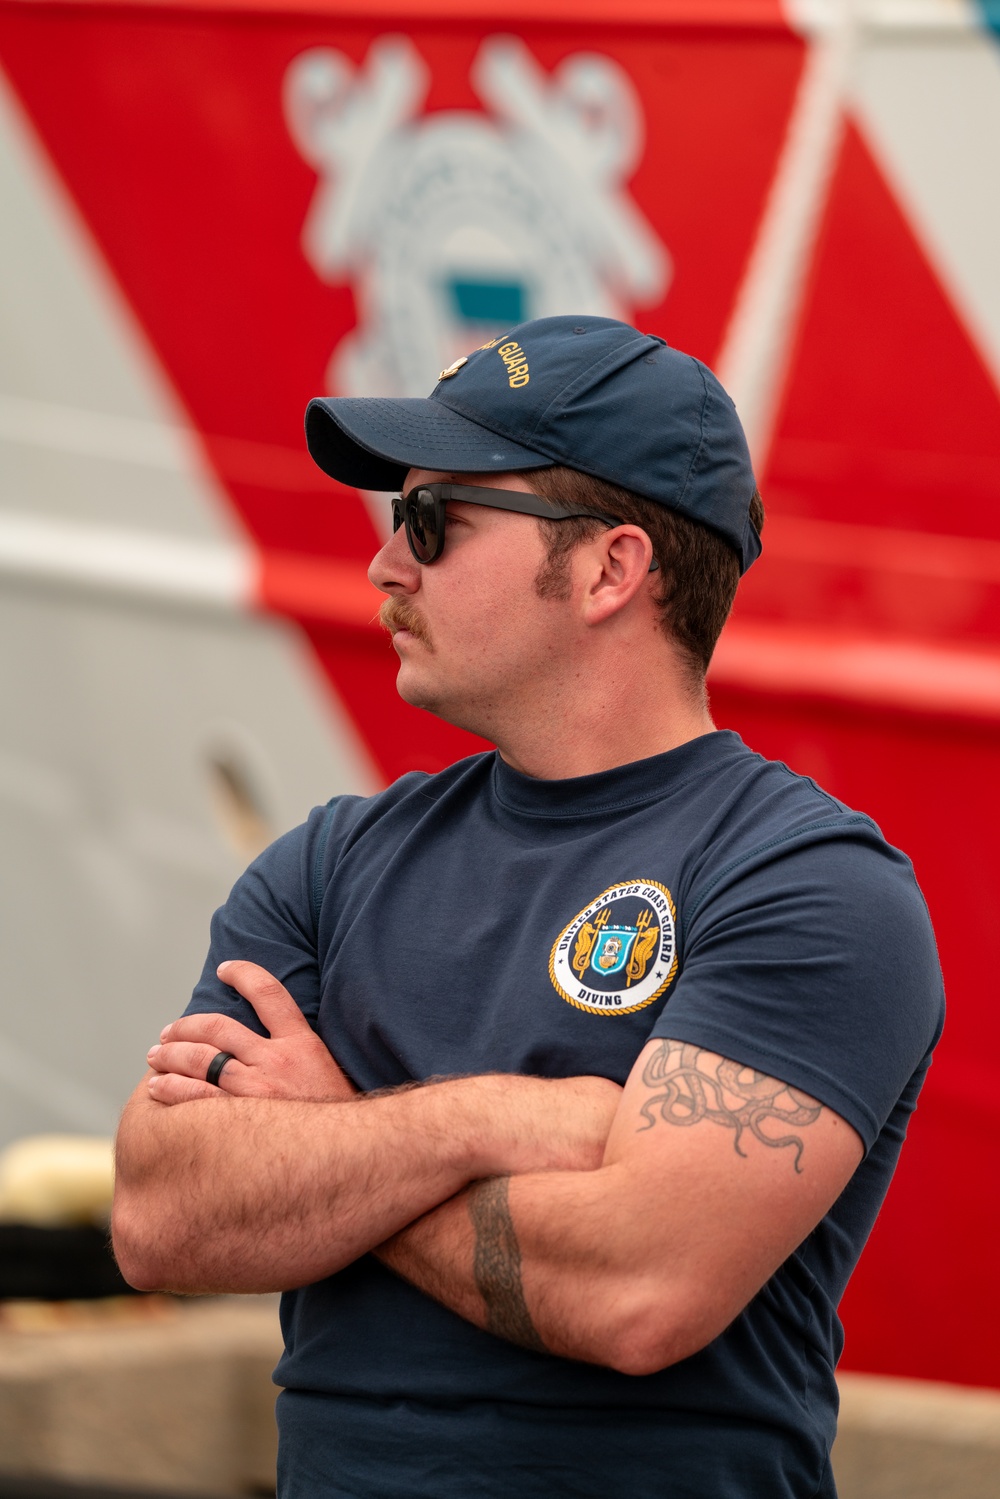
[677, 737, 944, 1011]
[308, 750, 497, 887]
[686, 744, 939, 988]
[315, 751, 496, 841]
[662, 745, 943, 1138]
[682, 738, 911, 904]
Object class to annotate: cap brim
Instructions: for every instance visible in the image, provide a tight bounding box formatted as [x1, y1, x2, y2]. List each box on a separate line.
[305, 397, 554, 490]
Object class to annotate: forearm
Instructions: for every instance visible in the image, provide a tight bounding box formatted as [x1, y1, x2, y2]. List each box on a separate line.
[377, 1165, 658, 1370]
[115, 1080, 507, 1295]
[376, 1190, 485, 1329]
[113, 1072, 615, 1296]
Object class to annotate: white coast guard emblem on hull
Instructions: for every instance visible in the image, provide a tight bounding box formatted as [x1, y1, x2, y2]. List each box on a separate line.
[283, 36, 669, 402]
[550, 881, 677, 1016]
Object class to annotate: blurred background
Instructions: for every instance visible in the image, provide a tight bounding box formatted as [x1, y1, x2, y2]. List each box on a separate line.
[0, 0, 998, 1495]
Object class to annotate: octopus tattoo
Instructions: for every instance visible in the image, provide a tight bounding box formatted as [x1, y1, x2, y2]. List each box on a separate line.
[638, 1040, 822, 1172]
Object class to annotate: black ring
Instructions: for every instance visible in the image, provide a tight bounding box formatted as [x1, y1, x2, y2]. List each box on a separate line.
[206, 1051, 236, 1088]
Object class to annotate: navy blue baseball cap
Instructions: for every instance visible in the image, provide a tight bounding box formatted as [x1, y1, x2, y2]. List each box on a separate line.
[305, 315, 761, 573]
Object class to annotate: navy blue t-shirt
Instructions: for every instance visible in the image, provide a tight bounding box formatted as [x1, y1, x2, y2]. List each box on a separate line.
[187, 731, 943, 1499]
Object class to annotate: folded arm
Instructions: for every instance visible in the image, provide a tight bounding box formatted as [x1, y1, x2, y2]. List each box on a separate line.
[377, 1037, 863, 1373]
[112, 962, 619, 1295]
[130, 963, 862, 1372]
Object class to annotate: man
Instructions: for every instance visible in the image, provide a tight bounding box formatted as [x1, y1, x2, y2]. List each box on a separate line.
[113, 316, 943, 1499]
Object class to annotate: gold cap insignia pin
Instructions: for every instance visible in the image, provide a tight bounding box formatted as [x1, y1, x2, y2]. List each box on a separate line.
[438, 356, 468, 380]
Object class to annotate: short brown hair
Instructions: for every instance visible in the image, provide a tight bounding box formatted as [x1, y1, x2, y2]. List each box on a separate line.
[524, 466, 764, 680]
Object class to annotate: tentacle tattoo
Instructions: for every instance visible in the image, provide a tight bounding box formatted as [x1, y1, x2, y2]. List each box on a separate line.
[638, 1041, 821, 1172]
[469, 1176, 547, 1353]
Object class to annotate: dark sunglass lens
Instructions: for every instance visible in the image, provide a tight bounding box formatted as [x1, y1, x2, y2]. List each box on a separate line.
[406, 490, 439, 562]
[391, 498, 404, 533]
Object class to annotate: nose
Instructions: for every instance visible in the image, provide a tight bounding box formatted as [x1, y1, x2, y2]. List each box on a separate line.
[368, 516, 420, 595]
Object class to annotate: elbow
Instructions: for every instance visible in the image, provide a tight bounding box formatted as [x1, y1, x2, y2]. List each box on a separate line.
[604, 1332, 685, 1379]
[602, 1325, 680, 1379]
[111, 1193, 183, 1293]
[596, 1282, 722, 1377]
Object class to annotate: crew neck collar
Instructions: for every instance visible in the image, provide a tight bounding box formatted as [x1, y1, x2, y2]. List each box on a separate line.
[491, 730, 746, 819]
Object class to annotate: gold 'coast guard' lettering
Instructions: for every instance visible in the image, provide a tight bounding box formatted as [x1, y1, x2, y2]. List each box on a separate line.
[497, 341, 530, 388]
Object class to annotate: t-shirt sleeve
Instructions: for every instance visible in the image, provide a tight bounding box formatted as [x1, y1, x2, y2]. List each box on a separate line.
[648, 822, 945, 1152]
[183, 803, 332, 1034]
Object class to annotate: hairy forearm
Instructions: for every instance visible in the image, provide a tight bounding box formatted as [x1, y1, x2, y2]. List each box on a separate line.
[377, 1172, 588, 1358]
[113, 1085, 484, 1294]
[376, 1190, 483, 1325]
[376, 1165, 654, 1370]
[113, 1073, 616, 1296]
[488, 1166, 697, 1371]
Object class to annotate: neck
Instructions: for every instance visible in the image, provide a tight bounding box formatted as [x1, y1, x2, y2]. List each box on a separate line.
[491, 656, 716, 781]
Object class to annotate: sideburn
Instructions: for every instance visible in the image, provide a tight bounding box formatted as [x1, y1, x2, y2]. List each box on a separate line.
[533, 516, 607, 603]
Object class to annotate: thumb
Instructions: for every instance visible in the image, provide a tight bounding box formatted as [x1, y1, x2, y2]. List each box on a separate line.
[216, 960, 309, 1039]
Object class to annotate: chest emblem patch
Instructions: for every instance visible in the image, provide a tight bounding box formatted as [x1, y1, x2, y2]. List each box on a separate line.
[549, 880, 677, 1016]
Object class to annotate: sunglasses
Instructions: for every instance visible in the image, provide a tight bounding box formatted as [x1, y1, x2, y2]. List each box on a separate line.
[392, 482, 658, 569]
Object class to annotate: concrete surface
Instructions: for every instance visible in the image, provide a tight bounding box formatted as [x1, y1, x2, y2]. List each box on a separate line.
[833, 1371, 1000, 1499]
[0, 1299, 280, 1496]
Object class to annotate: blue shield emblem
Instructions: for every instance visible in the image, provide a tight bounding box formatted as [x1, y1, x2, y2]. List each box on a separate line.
[590, 926, 638, 977]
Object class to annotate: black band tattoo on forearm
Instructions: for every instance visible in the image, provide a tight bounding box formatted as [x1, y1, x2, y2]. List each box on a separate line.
[468, 1176, 547, 1353]
[639, 1040, 822, 1172]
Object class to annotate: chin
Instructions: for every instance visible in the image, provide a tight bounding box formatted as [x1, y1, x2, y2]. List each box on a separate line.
[396, 672, 493, 741]
[395, 667, 440, 715]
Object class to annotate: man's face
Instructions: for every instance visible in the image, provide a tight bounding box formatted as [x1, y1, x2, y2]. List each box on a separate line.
[367, 470, 578, 738]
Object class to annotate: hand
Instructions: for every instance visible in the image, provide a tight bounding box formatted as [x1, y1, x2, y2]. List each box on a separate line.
[145, 961, 356, 1106]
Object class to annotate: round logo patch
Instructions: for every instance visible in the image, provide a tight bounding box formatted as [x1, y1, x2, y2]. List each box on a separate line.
[549, 880, 677, 1016]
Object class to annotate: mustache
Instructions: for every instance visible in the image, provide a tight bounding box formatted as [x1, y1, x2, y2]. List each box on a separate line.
[379, 597, 431, 645]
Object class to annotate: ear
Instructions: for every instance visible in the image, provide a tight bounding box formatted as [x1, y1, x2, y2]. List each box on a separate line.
[579, 526, 657, 626]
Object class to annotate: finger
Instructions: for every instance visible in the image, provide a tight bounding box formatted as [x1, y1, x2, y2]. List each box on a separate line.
[216, 960, 310, 1040]
[147, 1041, 227, 1081]
[195, 1057, 263, 1098]
[148, 1045, 257, 1096]
[159, 1012, 263, 1056]
[147, 1071, 221, 1105]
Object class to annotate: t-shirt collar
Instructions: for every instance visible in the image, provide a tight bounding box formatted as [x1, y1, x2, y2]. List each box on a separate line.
[491, 729, 746, 819]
